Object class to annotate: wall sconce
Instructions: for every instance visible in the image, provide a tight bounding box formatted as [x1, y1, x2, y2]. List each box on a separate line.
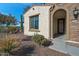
[33, 8, 35, 10]
[73, 7, 79, 20]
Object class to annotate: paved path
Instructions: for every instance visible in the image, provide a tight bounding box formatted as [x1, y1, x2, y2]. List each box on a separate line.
[49, 35, 68, 54]
[49, 35, 79, 56]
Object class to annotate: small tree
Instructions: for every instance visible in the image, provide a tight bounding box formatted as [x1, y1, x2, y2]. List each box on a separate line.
[20, 15, 24, 32]
[6, 14, 16, 27]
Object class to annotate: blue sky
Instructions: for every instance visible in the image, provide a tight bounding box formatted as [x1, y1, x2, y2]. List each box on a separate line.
[0, 3, 32, 22]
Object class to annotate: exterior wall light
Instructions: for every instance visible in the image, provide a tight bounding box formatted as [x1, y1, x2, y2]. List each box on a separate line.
[33, 8, 35, 10]
[73, 7, 79, 20]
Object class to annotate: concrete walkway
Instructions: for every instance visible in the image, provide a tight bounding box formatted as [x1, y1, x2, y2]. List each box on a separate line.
[49, 35, 68, 54]
[49, 35, 79, 56]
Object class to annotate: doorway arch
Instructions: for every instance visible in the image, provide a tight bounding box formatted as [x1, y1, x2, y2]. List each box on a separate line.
[53, 9, 66, 38]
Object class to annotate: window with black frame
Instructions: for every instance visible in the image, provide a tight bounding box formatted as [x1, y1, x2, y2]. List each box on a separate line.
[29, 15, 39, 30]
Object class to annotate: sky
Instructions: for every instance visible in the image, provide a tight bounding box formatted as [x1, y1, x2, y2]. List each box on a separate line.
[0, 3, 32, 23]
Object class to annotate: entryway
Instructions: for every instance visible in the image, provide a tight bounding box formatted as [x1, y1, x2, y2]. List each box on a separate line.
[58, 18, 65, 34]
[49, 8, 79, 56]
[53, 9, 66, 38]
[49, 9, 67, 54]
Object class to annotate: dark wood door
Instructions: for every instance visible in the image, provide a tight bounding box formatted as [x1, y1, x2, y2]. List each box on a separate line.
[58, 18, 65, 34]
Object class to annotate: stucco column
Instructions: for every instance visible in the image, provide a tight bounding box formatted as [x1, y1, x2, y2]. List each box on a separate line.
[50, 12, 53, 39]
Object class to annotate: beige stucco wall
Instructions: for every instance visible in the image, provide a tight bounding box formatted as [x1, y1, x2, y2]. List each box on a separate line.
[24, 3, 79, 42]
[24, 6, 51, 39]
[53, 16, 57, 34]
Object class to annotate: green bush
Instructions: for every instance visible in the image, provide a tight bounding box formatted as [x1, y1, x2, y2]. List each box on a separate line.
[41, 38, 51, 46]
[32, 34, 51, 46]
[32, 34, 44, 45]
[7, 26, 17, 33]
[0, 26, 6, 32]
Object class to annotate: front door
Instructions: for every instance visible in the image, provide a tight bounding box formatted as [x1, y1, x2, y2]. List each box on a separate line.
[58, 18, 65, 34]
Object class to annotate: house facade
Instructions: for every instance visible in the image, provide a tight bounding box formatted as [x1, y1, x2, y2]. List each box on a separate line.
[24, 4, 79, 55]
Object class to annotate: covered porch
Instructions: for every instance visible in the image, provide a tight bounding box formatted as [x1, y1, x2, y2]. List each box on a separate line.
[49, 6, 79, 55]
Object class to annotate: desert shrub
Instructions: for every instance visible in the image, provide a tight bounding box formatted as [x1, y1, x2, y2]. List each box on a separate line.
[0, 35, 21, 55]
[41, 38, 51, 46]
[32, 34, 51, 46]
[7, 26, 17, 33]
[0, 26, 6, 33]
[32, 34, 45, 45]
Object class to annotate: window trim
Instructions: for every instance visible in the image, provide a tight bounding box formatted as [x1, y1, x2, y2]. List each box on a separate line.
[29, 13, 40, 18]
[29, 13, 40, 32]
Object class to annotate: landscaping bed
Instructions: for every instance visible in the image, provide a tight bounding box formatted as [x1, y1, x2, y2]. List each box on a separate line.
[0, 33, 70, 56]
[10, 41, 69, 56]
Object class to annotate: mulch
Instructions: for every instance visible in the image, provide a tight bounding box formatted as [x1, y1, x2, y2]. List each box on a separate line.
[11, 41, 70, 56]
